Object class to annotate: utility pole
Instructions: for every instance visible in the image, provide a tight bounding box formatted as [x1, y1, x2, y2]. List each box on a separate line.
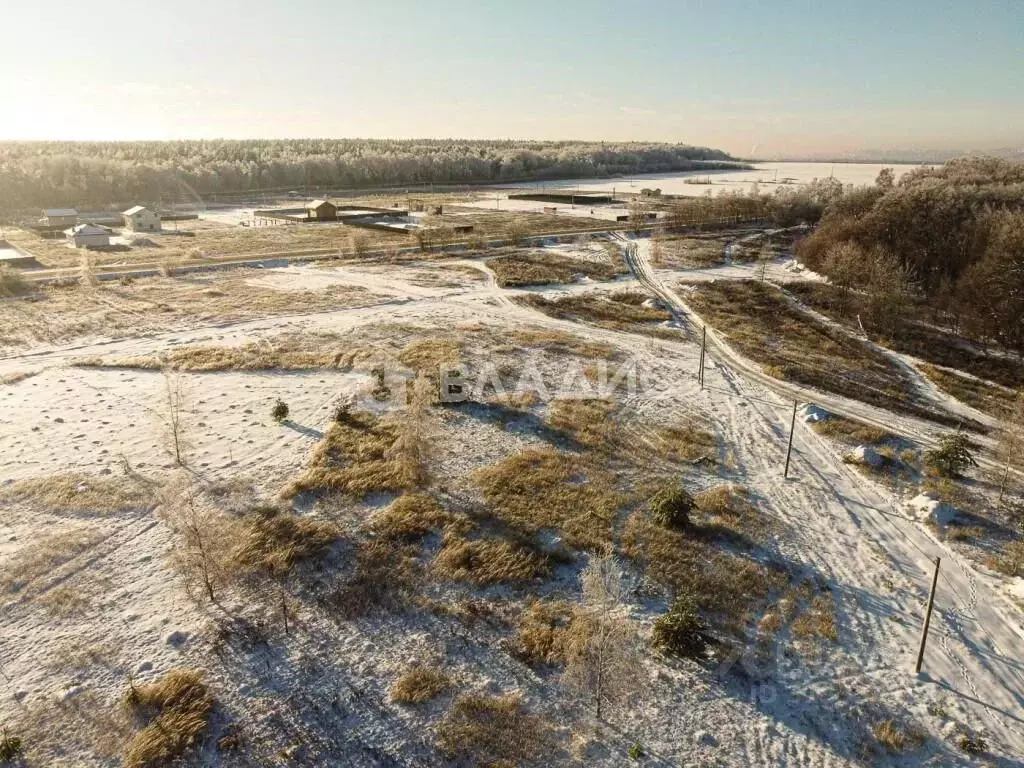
[915, 557, 941, 674]
[698, 326, 707, 389]
[783, 400, 798, 478]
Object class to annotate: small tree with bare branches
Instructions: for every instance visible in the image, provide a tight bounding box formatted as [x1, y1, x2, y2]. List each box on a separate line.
[164, 482, 226, 604]
[564, 550, 643, 720]
[650, 228, 665, 268]
[997, 392, 1024, 507]
[388, 373, 435, 489]
[162, 370, 189, 466]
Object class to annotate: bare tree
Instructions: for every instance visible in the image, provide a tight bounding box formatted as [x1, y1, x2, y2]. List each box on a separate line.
[997, 392, 1024, 507]
[350, 231, 369, 257]
[163, 482, 225, 604]
[628, 202, 650, 233]
[564, 550, 644, 720]
[388, 373, 435, 489]
[650, 228, 664, 268]
[79, 252, 98, 288]
[507, 219, 527, 247]
[162, 369, 189, 466]
[866, 248, 915, 337]
[823, 241, 863, 315]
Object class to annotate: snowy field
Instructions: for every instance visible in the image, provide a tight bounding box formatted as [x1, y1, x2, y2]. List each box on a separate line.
[501, 161, 926, 198]
[1, 233, 1022, 766]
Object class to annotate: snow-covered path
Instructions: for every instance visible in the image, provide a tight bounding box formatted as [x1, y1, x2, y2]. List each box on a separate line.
[3, 241, 1024, 765]
[623, 232, 1024, 763]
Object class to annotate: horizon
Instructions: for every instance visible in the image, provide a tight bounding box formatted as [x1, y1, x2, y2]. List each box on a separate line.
[0, 135, 1007, 165]
[2, 0, 1022, 156]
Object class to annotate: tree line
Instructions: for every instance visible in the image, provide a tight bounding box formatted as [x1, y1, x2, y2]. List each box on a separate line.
[0, 139, 745, 214]
[795, 157, 1024, 353]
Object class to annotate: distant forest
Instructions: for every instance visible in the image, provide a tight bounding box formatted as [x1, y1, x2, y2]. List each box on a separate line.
[796, 157, 1024, 353]
[0, 139, 745, 213]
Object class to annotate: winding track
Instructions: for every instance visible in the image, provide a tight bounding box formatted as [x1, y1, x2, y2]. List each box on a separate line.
[617, 231, 1024, 760]
[3, 235, 1024, 763]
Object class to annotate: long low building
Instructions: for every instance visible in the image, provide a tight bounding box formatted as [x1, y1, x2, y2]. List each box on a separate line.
[254, 203, 410, 225]
[66, 224, 112, 249]
[43, 208, 78, 227]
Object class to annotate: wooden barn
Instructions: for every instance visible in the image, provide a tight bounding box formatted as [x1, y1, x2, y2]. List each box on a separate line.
[306, 200, 337, 221]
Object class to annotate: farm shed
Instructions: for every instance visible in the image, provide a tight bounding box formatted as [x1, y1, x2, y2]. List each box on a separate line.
[122, 205, 162, 232]
[66, 224, 112, 249]
[43, 208, 78, 227]
[306, 200, 337, 221]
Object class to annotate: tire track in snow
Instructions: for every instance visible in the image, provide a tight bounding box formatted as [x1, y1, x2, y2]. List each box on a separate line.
[621, 231, 1024, 761]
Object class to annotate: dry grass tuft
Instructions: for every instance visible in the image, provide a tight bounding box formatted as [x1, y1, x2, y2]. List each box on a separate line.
[38, 584, 92, 616]
[488, 250, 625, 287]
[329, 540, 420, 618]
[13, 691, 131, 764]
[0, 264, 30, 297]
[517, 291, 677, 339]
[397, 337, 462, 372]
[1, 527, 104, 595]
[988, 541, 1024, 578]
[513, 600, 577, 666]
[871, 719, 926, 754]
[1, 472, 149, 515]
[548, 398, 618, 449]
[695, 484, 771, 541]
[436, 693, 552, 767]
[231, 507, 340, 576]
[648, 423, 718, 463]
[285, 411, 414, 498]
[369, 493, 454, 540]
[506, 329, 617, 359]
[790, 592, 839, 644]
[76, 333, 376, 372]
[0, 369, 39, 385]
[123, 669, 213, 768]
[811, 416, 895, 446]
[389, 667, 451, 704]
[622, 511, 783, 639]
[488, 390, 542, 410]
[651, 235, 725, 268]
[685, 280, 965, 428]
[473, 448, 628, 550]
[433, 535, 547, 585]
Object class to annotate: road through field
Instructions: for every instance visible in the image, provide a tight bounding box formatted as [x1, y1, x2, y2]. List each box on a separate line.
[619, 231, 1024, 763]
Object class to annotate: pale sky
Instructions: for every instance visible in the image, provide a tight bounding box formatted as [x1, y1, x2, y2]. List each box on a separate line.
[1, 0, 1021, 157]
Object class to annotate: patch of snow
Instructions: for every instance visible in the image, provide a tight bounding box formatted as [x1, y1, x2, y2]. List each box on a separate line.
[848, 445, 884, 468]
[781, 258, 827, 281]
[907, 493, 960, 525]
[800, 404, 831, 424]
[1008, 579, 1024, 602]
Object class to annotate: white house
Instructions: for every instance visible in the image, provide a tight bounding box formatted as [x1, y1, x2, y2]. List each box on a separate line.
[43, 208, 78, 227]
[66, 224, 111, 249]
[122, 205, 161, 232]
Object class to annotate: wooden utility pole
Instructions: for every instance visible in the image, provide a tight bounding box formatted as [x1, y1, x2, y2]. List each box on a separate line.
[783, 400, 798, 478]
[698, 326, 707, 389]
[915, 557, 941, 674]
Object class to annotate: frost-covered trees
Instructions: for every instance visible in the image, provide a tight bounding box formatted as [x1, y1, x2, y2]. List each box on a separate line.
[0, 139, 743, 214]
[795, 157, 1024, 354]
